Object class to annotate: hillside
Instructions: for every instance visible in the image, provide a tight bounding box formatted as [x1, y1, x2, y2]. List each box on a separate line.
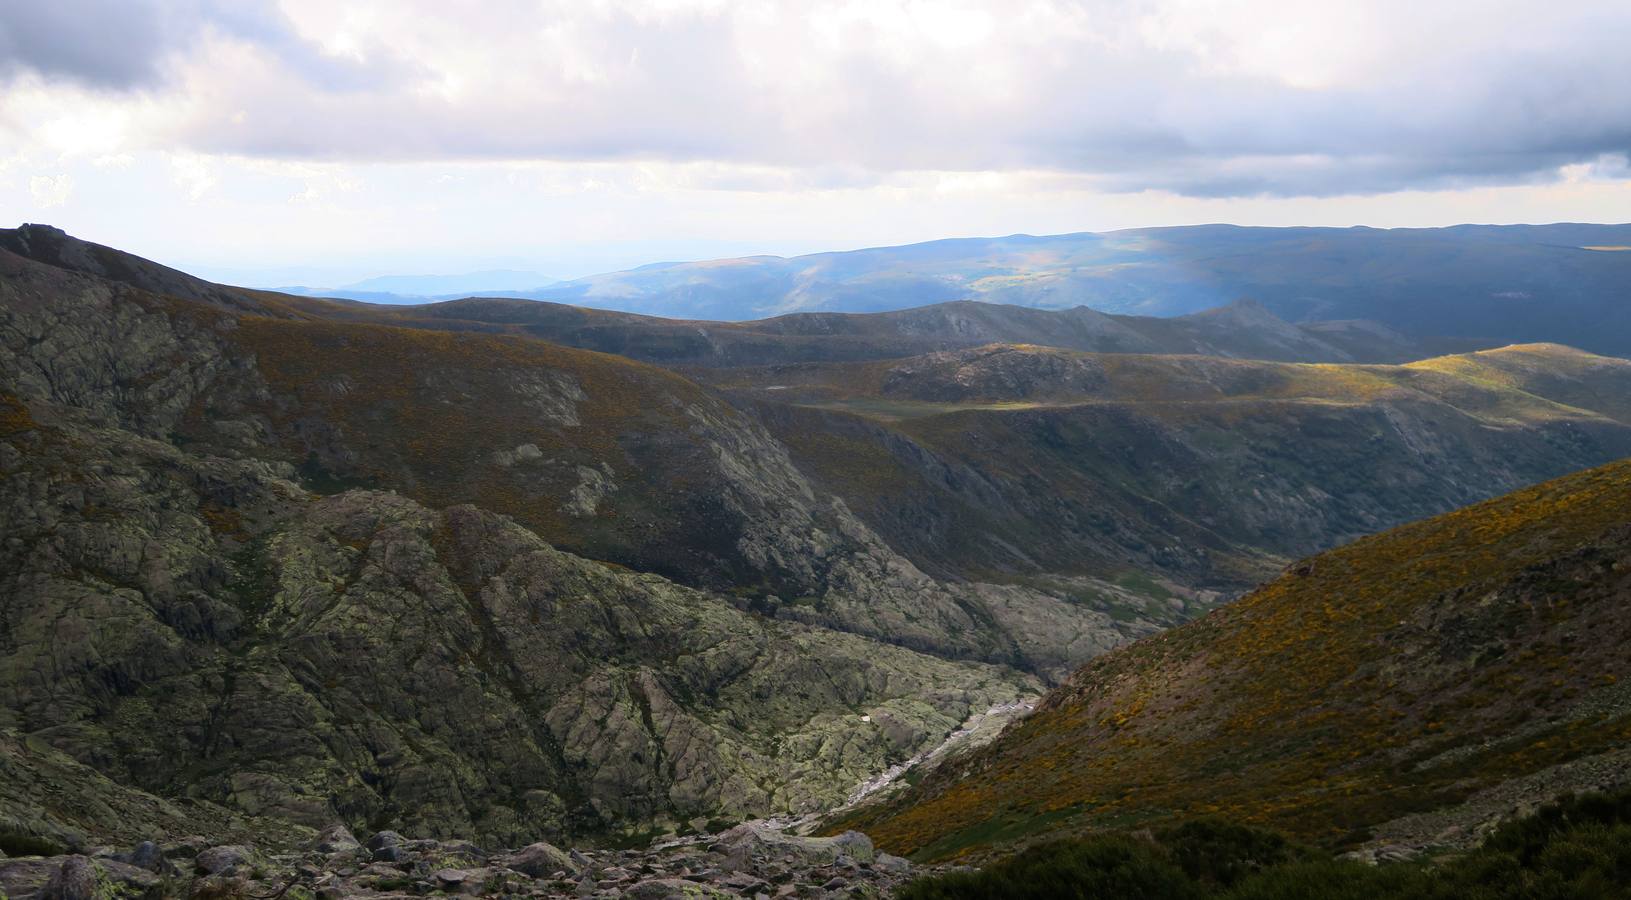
[842, 459, 1631, 860]
[703, 343, 1631, 592]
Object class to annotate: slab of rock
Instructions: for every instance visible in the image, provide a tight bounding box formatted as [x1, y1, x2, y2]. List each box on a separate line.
[434, 867, 472, 887]
[712, 823, 876, 866]
[625, 877, 732, 899]
[4, 855, 162, 900]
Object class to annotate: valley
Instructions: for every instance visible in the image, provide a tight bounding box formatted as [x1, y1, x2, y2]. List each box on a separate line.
[3, 224, 1631, 898]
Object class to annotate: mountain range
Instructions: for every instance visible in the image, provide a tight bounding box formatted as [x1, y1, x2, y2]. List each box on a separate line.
[307, 224, 1631, 356]
[3, 222, 1631, 896]
[215, 224, 1631, 358]
[277, 270, 560, 304]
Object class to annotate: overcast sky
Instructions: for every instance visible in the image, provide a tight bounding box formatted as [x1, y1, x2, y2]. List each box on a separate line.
[2, 0, 1628, 283]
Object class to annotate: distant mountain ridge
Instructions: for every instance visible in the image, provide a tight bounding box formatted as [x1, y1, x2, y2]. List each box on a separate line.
[505, 223, 1631, 356]
[101, 221, 1631, 357]
[277, 269, 559, 304]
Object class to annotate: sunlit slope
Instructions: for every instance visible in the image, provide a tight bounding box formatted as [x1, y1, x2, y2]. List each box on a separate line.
[844, 459, 1631, 859]
[710, 344, 1631, 590]
[707, 342, 1631, 424]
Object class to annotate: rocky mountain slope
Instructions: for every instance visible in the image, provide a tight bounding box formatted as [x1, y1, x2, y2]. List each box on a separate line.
[843, 459, 1631, 860]
[703, 342, 1631, 592]
[2, 236, 1153, 681]
[0, 374, 1042, 851]
[0, 233, 1160, 854]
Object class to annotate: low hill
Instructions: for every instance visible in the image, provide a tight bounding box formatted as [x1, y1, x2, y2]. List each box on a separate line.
[843, 458, 1631, 860]
[371, 296, 1432, 368]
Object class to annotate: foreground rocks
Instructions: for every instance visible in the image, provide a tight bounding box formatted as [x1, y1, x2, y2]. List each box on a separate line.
[0, 825, 921, 898]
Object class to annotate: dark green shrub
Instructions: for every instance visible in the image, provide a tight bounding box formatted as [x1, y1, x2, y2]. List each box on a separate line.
[898, 788, 1631, 900]
[897, 835, 1199, 900]
[0, 826, 67, 857]
[1155, 818, 1306, 888]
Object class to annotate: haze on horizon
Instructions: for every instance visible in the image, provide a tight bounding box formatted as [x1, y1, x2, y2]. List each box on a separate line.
[2, 0, 1629, 286]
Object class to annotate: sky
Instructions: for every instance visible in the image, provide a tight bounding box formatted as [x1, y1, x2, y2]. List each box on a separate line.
[2, 0, 1629, 285]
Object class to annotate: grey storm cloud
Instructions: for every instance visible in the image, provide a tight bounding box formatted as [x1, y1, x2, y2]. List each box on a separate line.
[5, 0, 1630, 198]
[0, 1, 183, 88]
[0, 0, 407, 92]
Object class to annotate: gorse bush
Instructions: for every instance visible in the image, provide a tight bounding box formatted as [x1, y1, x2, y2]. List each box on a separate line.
[899, 789, 1631, 900]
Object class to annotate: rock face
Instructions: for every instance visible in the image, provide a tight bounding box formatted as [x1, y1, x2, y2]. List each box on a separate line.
[0, 393, 1037, 844]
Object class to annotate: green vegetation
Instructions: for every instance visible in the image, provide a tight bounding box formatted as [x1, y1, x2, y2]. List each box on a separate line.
[0, 826, 68, 857]
[900, 791, 1631, 899]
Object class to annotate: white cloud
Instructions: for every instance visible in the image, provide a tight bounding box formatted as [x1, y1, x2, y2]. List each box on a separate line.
[29, 172, 73, 207]
[169, 153, 218, 199]
[0, 1, 1627, 278]
[2, 1, 1628, 197]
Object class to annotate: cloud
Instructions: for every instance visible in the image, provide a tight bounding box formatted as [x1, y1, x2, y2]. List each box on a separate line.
[0, 2, 175, 88]
[4, 0, 1630, 198]
[29, 173, 73, 207]
[0, 1, 401, 91]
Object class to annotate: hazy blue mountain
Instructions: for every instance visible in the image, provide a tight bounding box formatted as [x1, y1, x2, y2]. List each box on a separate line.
[525, 224, 1631, 355]
[277, 268, 558, 303]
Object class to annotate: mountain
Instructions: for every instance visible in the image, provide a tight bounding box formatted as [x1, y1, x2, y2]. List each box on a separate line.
[516, 224, 1631, 356]
[700, 342, 1631, 594]
[842, 458, 1631, 860]
[4, 222, 1631, 869]
[0, 239, 1081, 850]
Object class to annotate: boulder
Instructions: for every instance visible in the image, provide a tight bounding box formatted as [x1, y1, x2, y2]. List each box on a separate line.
[195, 844, 253, 875]
[41, 855, 98, 900]
[499, 840, 578, 877]
[874, 852, 913, 875]
[126, 840, 164, 873]
[313, 824, 361, 854]
[625, 877, 731, 899]
[162, 836, 208, 859]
